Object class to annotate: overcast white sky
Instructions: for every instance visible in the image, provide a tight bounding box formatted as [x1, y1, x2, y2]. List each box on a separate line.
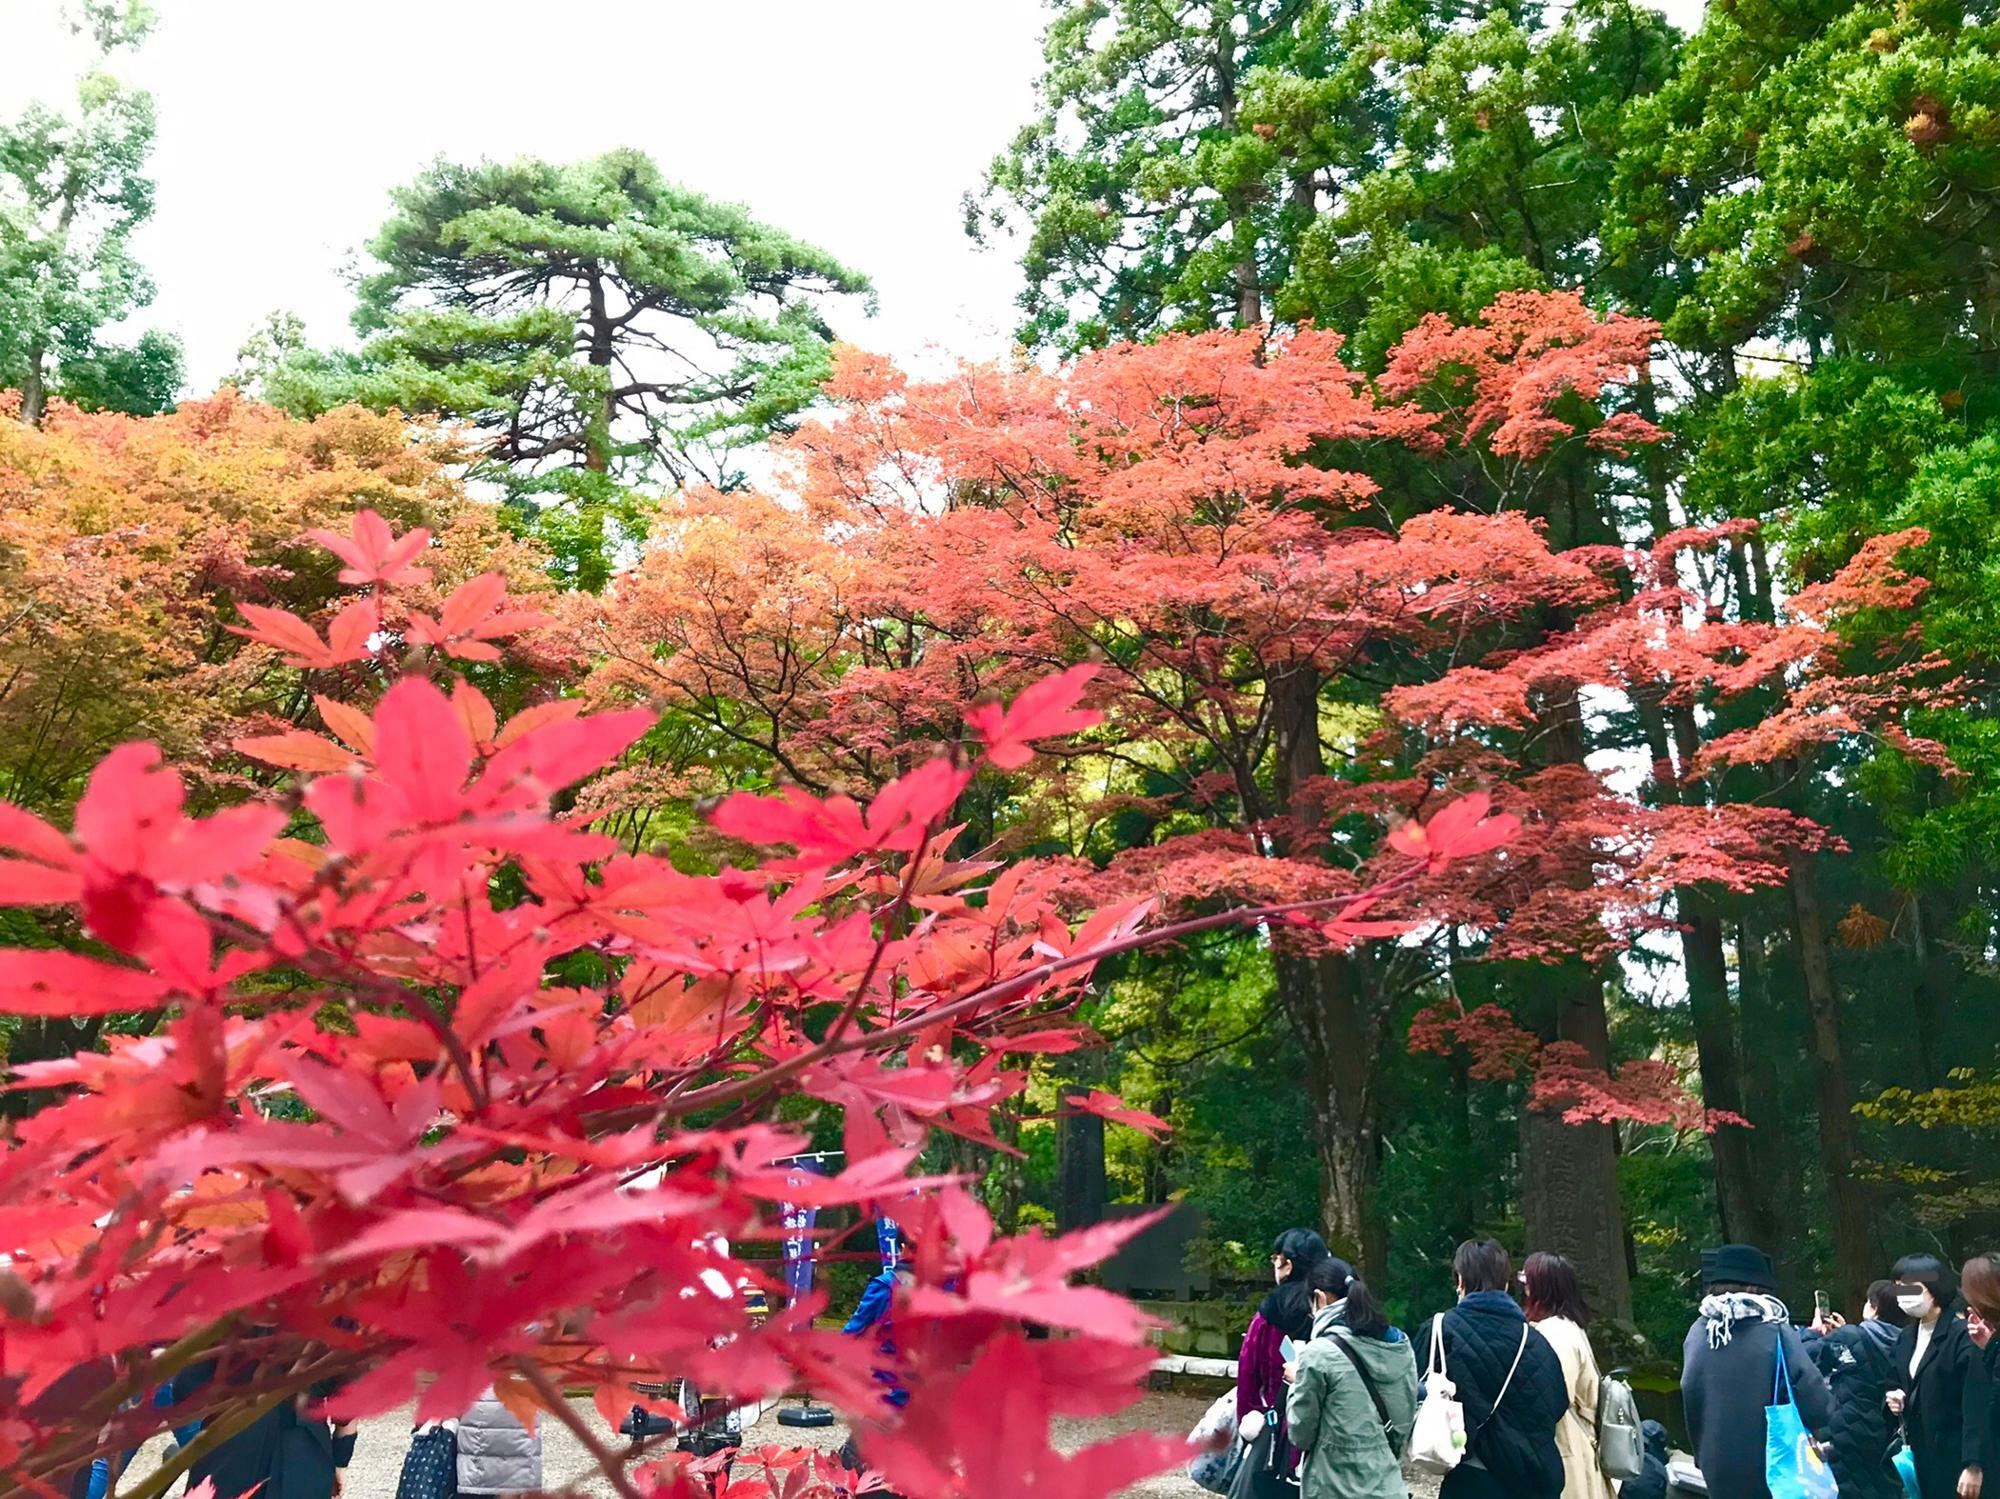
[0, 0, 1050, 391]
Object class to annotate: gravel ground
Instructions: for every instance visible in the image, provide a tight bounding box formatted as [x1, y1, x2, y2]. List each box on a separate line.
[120, 1389, 1444, 1497]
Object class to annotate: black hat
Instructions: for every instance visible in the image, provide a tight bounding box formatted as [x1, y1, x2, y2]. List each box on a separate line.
[1701, 1243, 1779, 1291]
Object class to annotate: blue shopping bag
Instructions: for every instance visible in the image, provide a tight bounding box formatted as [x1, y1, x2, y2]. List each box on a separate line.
[1766, 1336, 1840, 1499]
[1892, 1444, 1920, 1499]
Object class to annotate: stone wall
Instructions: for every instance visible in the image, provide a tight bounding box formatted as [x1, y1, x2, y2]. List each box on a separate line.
[1148, 1299, 1259, 1359]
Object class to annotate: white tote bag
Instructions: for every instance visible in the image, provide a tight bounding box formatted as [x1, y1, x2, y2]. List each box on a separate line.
[1408, 1312, 1468, 1474]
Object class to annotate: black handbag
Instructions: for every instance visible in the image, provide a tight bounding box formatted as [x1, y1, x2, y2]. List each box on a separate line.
[1226, 1416, 1299, 1499]
[394, 1424, 458, 1499]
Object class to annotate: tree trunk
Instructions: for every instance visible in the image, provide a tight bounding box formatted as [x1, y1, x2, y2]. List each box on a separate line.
[19, 348, 48, 427]
[1785, 849, 1875, 1308]
[0, 1014, 99, 1118]
[1264, 663, 1387, 1268]
[1209, 30, 1263, 328]
[1274, 950, 1387, 1268]
[1681, 895, 1781, 1249]
[1519, 963, 1636, 1327]
[1734, 907, 1811, 1295]
[1522, 682, 1634, 1326]
[1055, 1083, 1108, 1232]
[994, 1106, 1024, 1236]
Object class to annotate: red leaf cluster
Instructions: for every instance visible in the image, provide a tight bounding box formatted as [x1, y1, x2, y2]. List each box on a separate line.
[0, 517, 1516, 1497]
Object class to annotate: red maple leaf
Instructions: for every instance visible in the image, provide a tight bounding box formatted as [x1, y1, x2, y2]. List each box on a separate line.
[305, 508, 434, 587]
[966, 665, 1101, 768]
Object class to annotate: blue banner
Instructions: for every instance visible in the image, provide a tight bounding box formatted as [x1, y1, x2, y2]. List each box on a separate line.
[779, 1156, 825, 1301]
[876, 1214, 900, 1270]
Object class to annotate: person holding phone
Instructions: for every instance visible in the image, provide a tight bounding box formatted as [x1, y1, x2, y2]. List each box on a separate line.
[1884, 1253, 1991, 1499]
[1802, 1279, 1910, 1499]
[1965, 1254, 2000, 1355]
[1237, 1226, 1331, 1489]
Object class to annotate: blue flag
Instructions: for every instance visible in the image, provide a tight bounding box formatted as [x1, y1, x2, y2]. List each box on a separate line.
[779, 1156, 825, 1301]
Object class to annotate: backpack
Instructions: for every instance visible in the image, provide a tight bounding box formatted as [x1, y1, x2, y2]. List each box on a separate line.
[1596, 1368, 1645, 1479]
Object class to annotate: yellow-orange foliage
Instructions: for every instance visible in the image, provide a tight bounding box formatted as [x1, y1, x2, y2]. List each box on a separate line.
[0, 391, 555, 814]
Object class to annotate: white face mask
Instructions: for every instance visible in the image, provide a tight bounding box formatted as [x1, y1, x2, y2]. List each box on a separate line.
[1897, 1291, 1933, 1316]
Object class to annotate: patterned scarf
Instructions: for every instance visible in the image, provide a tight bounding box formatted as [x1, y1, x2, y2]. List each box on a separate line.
[1699, 1291, 1790, 1348]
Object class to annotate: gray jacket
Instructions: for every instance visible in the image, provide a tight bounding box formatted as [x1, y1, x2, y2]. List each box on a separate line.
[457, 1391, 542, 1495]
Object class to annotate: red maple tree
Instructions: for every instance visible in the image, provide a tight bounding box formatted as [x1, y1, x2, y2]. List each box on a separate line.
[0, 513, 1517, 1499]
[581, 292, 1750, 1270]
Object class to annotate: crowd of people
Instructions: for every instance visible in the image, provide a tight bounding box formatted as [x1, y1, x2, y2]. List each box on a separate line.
[1204, 1230, 2000, 1499]
[47, 1229, 2000, 1499]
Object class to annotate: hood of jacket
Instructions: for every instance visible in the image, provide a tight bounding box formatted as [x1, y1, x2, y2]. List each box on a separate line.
[1325, 1323, 1416, 1387]
[1857, 1316, 1900, 1354]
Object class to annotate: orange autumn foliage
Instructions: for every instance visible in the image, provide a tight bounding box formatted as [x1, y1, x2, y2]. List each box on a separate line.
[0, 391, 562, 816]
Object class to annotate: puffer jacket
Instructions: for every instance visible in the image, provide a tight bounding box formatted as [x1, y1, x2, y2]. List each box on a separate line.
[1801, 1318, 1903, 1499]
[1413, 1290, 1567, 1497]
[1286, 1302, 1418, 1499]
[457, 1390, 542, 1496]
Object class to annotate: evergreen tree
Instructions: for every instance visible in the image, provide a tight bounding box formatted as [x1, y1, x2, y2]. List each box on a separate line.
[273, 151, 871, 589]
[0, 0, 179, 422]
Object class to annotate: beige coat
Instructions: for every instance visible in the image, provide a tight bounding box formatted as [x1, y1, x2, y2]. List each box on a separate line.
[1534, 1314, 1617, 1499]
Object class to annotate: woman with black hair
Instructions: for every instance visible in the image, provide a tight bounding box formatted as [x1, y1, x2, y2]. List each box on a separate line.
[1886, 1253, 1992, 1499]
[1413, 1238, 1567, 1499]
[1235, 1227, 1331, 1487]
[1285, 1257, 1416, 1499]
[1522, 1252, 1615, 1499]
[1801, 1279, 1908, 1499]
[1239, 1228, 1330, 1419]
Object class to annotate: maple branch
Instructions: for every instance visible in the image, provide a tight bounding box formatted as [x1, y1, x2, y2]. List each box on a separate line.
[513, 1357, 649, 1499]
[645, 870, 1427, 1123]
[820, 811, 942, 1051]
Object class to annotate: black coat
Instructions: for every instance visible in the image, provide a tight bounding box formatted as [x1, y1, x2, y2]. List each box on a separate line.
[1890, 1314, 1992, 1499]
[1617, 1419, 1671, 1499]
[1413, 1290, 1566, 1497]
[179, 1358, 352, 1499]
[1681, 1314, 1831, 1499]
[1801, 1318, 1903, 1499]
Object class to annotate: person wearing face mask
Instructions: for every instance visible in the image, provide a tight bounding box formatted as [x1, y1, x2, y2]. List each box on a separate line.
[1800, 1279, 1911, 1499]
[1963, 1253, 2000, 1462]
[1884, 1253, 1992, 1499]
[1285, 1256, 1417, 1499]
[1964, 1253, 2000, 1366]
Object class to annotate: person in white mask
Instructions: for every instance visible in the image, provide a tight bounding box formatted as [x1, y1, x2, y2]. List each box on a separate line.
[1884, 1254, 1992, 1499]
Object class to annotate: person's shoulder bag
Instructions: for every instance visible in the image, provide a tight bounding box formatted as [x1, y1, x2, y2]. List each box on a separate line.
[395, 1421, 458, 1499]
[1409, 1313, 1468, 1474]
[1765, 1333, 1839, 1499]
[1225, 1409, 1299, 1499]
